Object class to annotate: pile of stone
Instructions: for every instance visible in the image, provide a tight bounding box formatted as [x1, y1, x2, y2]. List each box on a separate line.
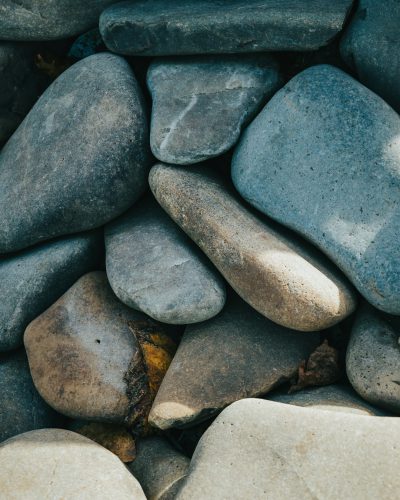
[0, 1, 400, 498]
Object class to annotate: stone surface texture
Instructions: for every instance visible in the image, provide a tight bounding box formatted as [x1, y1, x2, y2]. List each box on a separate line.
[100, 0, 353, 56]
[0, 53, 150, 253]
[232, 64, 400, 314]
[149, 164, 356, 332]
[148, 55, 282, 164]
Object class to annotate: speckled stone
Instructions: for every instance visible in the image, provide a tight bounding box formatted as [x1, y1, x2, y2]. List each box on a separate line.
[149, 293, 319, 430]
[0, 1, 118, 41]
[149, 164, 356, 332]
[100, 0, 353, 56]
[347, 306, 400, 414]
[0, 429, 146, 499]
[105, 196, 226, 325]
[147, 55, 282, 165]
[0, 53, 150, 253]
[0, 350, 62, 443]
[232, 64, 400, 314]
[0, 231, 101, 352]
[177, 399, 400, 500]
[341, 0, 400, 112]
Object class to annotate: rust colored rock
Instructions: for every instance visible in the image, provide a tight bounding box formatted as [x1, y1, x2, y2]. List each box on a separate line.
[149, 164, 356, 331]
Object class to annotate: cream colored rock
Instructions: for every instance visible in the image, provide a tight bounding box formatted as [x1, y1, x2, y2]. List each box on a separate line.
[149, 164, 356, 331]
[0, 429, 145, 499]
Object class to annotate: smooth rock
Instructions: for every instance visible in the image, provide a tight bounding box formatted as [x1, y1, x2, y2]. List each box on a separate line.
[105, 196, 226, 325]
[232, 64, 400, 314]
[0, 429, 145, 499]
[129, 436, 190, 500]
[100, 0, 353, 56]
[149, 293, 320, 429]
[0, 53, 150, 253]
[0, 350, 62, 443]
[0, 231, 101, 351]
[347, 306, 400, 413]
[177, 399, 400, 500]
[24, 271, 151, 423]
[148, 55, 282, 165]
[0, 42, 46, 146]
[0, 1, 118, 41]
[340, 0, 400, 112]
[149, 164, 356, 332]
[269, 384, 389, 416]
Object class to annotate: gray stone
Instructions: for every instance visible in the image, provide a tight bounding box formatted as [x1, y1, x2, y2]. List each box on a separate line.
[347, 306, 400, 414]
[149, 293, 319, 430]
[0, 1, 118, 41]
[149, 164, 357, 332]
[269, 384, 389, 416]
[0, 42, 46, 146]
[340, 0, 400, 112]
[100, 0, 353, 56]
[105, 196, 226, 324]
[232, 64, 400, 314]
[24, 271, 152, 423]
[177, 399, 400, 500]
[147, 55, 282, 165]
[0, 231, 101, 352]
[129, 436, 190, 500]
[0, 429, 146, 499]
[0, 53, 150, 253]
[0, 350, 62, 443]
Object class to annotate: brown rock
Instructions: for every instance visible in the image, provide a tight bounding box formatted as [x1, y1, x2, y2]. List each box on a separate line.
[149, 164, 357, 331]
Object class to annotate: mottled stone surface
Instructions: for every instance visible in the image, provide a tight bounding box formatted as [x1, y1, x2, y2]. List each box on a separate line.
[232, 64, 400, 314]
[129, 437, 190, 500]
[341, 0, 400, 112]
[0, 1, 118, 41]
[149, 164, 356, 332]
[105, 196, 225, 324]
[0, 42, 46, 146]
[100, 0, 353, 56]
[269, 384, 389, 416]
[0, 350, 62, 443]
[148, 55, 282, 165]
[149, 293, 319, 429]
[24, 271, 148, 423]
[0, 429, 145, 499]
[0, 231, 101, 351]
[347, 306, 400, 414]
[177, 399, 400, 500]
[0, 53, 150, 253]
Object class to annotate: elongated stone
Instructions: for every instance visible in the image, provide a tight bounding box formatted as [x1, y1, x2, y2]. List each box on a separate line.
[100, 0, 353, 56]
[149, 164, 356, 332]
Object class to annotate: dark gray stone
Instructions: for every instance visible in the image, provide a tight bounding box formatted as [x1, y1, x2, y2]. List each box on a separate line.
[0, 1, 118, 41]
[0, 53, 150, 253]
[340, 0, 400, 112]
[0, 231, 102, 352]
[232, 64, 400, 314]
[105, 196, 226, 324]
[0, 350, 63, 443]
[347, 306, 400, 414]
[100, 0, 353, 56]
[147, 55, 282, 165]
[149, 293, 320, 430]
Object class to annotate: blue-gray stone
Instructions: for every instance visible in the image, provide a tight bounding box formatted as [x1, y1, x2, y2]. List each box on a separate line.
[0, 349, 63, 443]
[147, 55, 282, 165]
[105, 196, 226, 324]
[100, 0, 353, 56]
[232, 64, 400, 314]
[340, 0, 400, 113]
[0, 1, 118, 41]
[0, 231, 102, 352]
[0, 53, 150, 253]
[68, 29, 105, 60]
